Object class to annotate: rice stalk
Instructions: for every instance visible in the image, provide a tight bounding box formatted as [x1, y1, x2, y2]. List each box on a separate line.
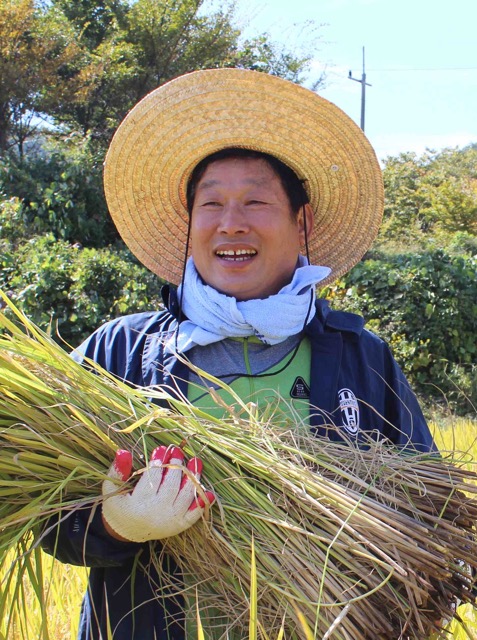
[249, 535, 258, 640]
[1, 292, 477, 639]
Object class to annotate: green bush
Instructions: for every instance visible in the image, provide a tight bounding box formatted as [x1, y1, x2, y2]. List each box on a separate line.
[323, 249, 477, 413]
[1, 234, 163, 346]
[0, 196, 29, 243]
[0, 134, 115, 248]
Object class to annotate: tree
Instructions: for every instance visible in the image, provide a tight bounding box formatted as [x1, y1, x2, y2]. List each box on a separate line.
[38, 0, 324, 146]
[379, 145, 477, 245]
[1, 0, 325, 152]
[421, 145, 477, 234]
[125, 0, 238, 87]
[0, 133, 113, 246]
[426, 175, 477, 235]
[50, 0, 129, 50]
[0, 0, 82, 155]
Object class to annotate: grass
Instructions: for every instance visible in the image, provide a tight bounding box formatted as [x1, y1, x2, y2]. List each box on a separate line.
[1, 417, 476, 640]
[430, 418, 477, 640]
[1, 545, 87, 640]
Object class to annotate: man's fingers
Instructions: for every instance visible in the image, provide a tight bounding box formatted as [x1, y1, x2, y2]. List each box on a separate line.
[111, 449, 133, 481]
[134, 445, 185, 501]
[158, 446, 186, 496]
[103, 450, 133, 500]
[150, 445, 168, 463]
[180, 490, 216, 531]
[188, 490, 216, 512]
[180, 457, 203, 490]
[151, 445, 184, 465]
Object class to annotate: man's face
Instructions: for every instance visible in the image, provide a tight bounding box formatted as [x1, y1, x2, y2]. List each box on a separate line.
[190, 157, 312, 301]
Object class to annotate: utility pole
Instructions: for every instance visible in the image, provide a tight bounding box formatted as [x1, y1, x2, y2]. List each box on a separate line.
[348, 47, 371, 132]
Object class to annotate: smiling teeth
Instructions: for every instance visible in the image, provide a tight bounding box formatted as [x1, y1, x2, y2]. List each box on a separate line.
[217, 249, 256, 256]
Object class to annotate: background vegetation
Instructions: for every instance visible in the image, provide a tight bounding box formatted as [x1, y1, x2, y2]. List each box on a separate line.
[0, 0, 476, 420]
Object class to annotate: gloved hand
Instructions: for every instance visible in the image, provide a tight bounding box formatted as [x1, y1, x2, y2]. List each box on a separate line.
[102, 446, 215, 543]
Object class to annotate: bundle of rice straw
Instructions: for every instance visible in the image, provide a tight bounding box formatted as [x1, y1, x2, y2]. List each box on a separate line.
[1, 293, 477, 640]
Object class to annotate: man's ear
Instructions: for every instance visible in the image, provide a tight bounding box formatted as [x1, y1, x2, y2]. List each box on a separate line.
[298, 203, 314, 245]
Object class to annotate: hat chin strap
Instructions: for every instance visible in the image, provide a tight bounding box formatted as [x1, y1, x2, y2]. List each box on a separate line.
[302, 203, 311, 265]
[174, 217, 192, 350]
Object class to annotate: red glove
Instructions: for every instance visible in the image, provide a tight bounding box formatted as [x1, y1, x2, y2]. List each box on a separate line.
[102, 446, 215, 542]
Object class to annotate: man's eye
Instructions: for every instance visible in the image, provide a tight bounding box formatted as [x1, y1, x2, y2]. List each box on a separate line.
[247, 200, 266, 205]
[201, 201, 222, 207]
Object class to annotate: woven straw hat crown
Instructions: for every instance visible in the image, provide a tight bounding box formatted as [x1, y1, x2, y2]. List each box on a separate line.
[104, 68, 384, 287]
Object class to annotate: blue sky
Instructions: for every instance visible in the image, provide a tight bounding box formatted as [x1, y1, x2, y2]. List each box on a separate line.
[234, 0, 477, 162]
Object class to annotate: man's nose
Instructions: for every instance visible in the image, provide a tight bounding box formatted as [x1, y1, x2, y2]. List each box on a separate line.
[217, 202, 250, 234]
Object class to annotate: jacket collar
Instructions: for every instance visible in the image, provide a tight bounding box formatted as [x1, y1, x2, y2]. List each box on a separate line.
[161, 284, 182, 318]
[307, 298, 365, 338]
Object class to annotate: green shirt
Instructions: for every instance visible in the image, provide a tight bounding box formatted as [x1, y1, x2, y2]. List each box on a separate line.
[187, 336, 312, 427]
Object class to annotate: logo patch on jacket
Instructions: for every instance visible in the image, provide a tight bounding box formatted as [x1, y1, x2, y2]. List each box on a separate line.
[338, 388, 360, 434]
[290, 377, 310, 399]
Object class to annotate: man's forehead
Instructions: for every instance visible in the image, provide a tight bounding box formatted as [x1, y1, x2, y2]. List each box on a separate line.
[196, 158, 277, 190]
[197, 175, 271, 190]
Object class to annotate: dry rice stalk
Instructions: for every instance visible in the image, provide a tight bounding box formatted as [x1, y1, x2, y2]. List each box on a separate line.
[1, 293, 476, 639]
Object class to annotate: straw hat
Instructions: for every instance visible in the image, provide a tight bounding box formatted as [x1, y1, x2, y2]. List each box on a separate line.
[104, 68, 384, 287]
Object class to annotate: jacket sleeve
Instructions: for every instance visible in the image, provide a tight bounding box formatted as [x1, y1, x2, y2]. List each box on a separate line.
[378, 339, 436, 453]
[40, 504, 143, 568]
[70, 313, 160, 383]
[40, 315, 158, 566]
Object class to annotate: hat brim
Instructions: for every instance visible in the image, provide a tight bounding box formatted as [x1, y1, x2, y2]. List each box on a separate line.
[104, 68, 384, 287]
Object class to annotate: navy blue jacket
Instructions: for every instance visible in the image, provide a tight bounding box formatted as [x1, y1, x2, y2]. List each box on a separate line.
[41, 287, 434, 639]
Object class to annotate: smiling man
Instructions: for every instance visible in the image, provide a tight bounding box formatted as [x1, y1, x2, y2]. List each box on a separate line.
[188, 150, 313, 301]
[41, 68, 436, 640]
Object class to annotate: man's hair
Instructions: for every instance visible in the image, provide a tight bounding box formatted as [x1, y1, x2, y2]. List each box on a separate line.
[186, 148, 309, 216]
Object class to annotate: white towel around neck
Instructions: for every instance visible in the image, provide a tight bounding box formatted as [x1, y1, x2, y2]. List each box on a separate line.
[167, 256, 331, 354]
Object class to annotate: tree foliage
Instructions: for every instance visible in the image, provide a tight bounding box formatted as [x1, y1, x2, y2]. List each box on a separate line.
[0, 133, 114, 245]
[0, 0, 82, 154]
[4, 0, 322, 146]
[380, 144, 477, 243]
[0, 224, 162, 345]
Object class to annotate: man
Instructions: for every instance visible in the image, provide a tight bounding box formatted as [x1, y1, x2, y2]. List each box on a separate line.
[42, 68, 435, 639]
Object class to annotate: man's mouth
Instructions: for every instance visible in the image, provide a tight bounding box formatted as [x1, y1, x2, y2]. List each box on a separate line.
[215, 249, 257, 262]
